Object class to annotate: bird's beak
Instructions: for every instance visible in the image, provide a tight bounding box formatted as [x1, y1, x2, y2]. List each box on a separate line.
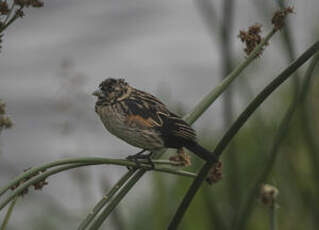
[92, 89, 103, 97]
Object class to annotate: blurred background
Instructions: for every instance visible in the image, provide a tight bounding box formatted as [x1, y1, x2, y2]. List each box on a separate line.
[0, 0, 319, 229]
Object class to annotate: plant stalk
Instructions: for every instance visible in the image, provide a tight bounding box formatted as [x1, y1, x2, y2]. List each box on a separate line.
[168, 41, 319, 230]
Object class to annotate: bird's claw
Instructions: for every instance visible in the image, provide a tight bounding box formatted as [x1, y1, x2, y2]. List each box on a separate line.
[126, 152, 154, 170]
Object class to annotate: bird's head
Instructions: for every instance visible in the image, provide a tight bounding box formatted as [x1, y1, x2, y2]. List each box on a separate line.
[92, 78, 131, 105]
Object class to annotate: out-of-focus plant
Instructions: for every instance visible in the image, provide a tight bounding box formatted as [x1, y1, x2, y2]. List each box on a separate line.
[0, 0, 43, 51]
[260, 184, 279, 230]
[0, 1, 43, 229]
[1, 2, 319, 230]
[0, 100, 12, 135]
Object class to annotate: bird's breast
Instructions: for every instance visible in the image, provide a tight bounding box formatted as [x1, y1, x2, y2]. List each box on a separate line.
[95, 103, 164, 150]
[95, 104, 127, 136]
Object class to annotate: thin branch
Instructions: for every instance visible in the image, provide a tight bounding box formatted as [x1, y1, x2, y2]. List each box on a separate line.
[184, 29, 276, 124]
[285, 150, 319, 228]
[233, 51, 319, 230]
[0, 10, 20, 33]
[198, 0, 241, 218]
[202, 189, 228, 230]
[301, 90, 319, 191]
[0, 160, 196, 211]
[250, 1, 319, 227]
[3, 2, 16, 25]
[78, 170, 137, 230]
[0, 196, 18, 230]
[168, 41, 319, 230]
[0, 164, 86, 211]
[90, 27, 279, 230]
[0, 157, 190, 198]
[88, 170, 146, 230]
[220, 0, 242, 212]
[269, 203, 277, 230]
[293, 11, 319, 219]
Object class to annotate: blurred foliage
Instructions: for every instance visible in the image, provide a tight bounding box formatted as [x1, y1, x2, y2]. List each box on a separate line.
[1, 0, 319, 229]
[3, 61, 318, 230]
[0, 100, 13, 132]
[2, 57, 319, 230]
[0, 0, 43, 52]
[124, 71, 319, 230]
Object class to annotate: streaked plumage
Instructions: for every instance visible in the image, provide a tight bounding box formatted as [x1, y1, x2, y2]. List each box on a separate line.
[93, 78, 215, 162]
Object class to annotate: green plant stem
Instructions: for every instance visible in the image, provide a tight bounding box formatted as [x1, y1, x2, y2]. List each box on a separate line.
[0, 164, 89, 211]
[89, 170, 146, 230]
[220, 0, 241, 213]
[78, 169, 137, 230]
[300, 55, 319, 198]
[0, 196, 18, 230]
[0, 161, 196, 211]
[233, 51, 319, 230]
[286, 152, 319, 228]
[269, 203, 277, 230]
[88, 28, 278, 230]
[168, 41, 319, 230]
[0, 157, 191, 198]
[184, 29, 276, 124]
[202, 189, 228, 230]
[86, 168, 147, 229]
[0, 157, 109, 197]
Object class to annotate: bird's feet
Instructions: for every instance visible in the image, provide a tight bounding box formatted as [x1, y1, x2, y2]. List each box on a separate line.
[169, 148, 191, 167]
[126, 150, 155, 170]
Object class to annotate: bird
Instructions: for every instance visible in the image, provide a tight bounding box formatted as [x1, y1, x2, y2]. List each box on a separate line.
[92, 78, 217, 166]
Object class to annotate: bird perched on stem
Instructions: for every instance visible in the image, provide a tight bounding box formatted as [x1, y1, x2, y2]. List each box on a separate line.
[92, 78, 217, 167]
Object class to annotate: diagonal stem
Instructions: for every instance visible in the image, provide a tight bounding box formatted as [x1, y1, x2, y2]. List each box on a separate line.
[168, 41, 319, 230]
[77, 169, 137, 230]
[88, 170, 146, 230]
[88, 28, 278, 230]
[0, 196, 18, 230]
[184, 29, 276, 124]
[233, 51, 319, 230]
[269, 202, 277, 230]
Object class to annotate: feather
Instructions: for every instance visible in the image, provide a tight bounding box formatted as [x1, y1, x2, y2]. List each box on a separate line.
[124, 88, 196, 145]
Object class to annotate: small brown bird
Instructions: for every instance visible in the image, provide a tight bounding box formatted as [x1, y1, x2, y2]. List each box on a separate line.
[93, 78, 216, 165]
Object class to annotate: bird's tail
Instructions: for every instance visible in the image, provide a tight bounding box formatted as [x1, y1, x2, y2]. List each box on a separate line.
[184, 141, 218, 162]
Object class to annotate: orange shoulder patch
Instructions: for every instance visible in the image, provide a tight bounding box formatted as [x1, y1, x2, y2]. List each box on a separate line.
[126, 115, 159, 127]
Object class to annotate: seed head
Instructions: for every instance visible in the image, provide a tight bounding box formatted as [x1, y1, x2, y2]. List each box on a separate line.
[260, 184, 279, 206]
[271, 6, 294, 31]
[206, 161, 223, 184]
[238, 24, 266, 56]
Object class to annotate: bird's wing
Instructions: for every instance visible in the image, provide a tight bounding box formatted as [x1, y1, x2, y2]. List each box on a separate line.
[123, 89, 196, 141]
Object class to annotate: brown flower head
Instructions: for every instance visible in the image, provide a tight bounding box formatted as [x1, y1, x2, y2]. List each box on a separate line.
[271, 6, 294, 31]
[10, 168, 48, 196]
[238, 24, 266, 56]
[206, 161, 223, 185]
